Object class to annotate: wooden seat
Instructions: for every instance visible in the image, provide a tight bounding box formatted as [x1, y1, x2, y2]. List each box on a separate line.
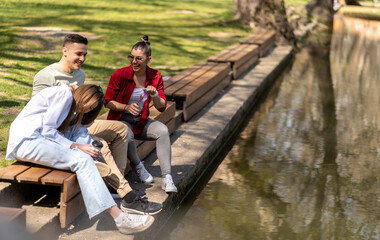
[0, 162, 83, 228]
[164, 62, 231, 121]
[207, 43, 259, 79]
[239, 31, 276, 57]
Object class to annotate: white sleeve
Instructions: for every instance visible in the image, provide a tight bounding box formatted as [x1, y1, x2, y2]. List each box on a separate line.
[40, 87, 74, 149]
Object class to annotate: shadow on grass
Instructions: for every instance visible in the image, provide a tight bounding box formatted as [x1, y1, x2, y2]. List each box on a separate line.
[0, 100, 22, 108]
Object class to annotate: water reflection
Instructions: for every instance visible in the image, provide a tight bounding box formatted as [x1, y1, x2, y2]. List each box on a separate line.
[167, 15, 380, 240]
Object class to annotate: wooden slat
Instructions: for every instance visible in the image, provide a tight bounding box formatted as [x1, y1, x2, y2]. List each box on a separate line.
[207, 44, 241, 62]
[137, 140, 156, 160]
[150, 101, 176, 124]
[165, 62, 219, 97]
[233, 54, 259, 79]
[0, 163, 31, 181]
[61, 174, 80, 203]
[177, 63, 230, 107]
[41, 170, 74, 185]
[208, 44, 259, 69]
[60, 193, 85, 228]
[164, 62, 209, 89]
[208, 43, 247, 63]
[240, 31, 276, 45]
[233, 45, 260, 67]
[16, 166, 52, 183]
[183, 75, 230, 121]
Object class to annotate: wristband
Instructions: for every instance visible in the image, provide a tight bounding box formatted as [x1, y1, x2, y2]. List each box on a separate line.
[150, 91, 158, 98]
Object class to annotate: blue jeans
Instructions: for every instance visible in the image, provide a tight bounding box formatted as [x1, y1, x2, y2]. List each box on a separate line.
[13, 128, 115, 219]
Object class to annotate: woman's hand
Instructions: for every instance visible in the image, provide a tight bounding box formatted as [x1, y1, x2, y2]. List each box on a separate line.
[145, 85, 158, 97]
[125, 103, 141, 116]
[71, 143, 101, 159]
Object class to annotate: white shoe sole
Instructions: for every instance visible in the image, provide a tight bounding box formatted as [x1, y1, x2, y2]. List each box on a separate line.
[118, 215, 155, 234]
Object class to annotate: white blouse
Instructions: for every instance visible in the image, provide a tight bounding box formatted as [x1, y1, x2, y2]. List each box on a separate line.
[6, 85, 74, 160]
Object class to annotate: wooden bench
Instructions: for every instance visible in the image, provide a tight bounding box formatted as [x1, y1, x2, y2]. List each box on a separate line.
[239, 31, 276, 57]
[0, 206, 26, 228]
[0, 101, 177, 229]
[207, 43, 260, 79]
[164, 62, 231, 121]
[97, 101, 177, 160]
[0, 162, 83, 228]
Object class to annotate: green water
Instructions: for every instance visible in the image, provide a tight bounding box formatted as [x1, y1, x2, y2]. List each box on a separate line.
[164, 17, 380, 240]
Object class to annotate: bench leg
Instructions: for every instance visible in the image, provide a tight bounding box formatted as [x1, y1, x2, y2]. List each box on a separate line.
[59, 193, 85, 228]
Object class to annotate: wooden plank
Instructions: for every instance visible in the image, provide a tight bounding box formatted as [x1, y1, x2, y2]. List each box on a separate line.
[176, 63, 230, 107]
[165, 62, 219, 97]
[60, 193, 85, 228]
[166, 117, 176, 135]
[150, 101, 176, 124]
[208, 44, 259, 68]
[240, 31, 276, 57]
[41, 170, 73, 185]
[233, 53, 259, 79]
[0, 163, 31, 181]
[16, 166, 52, 183]
[183, 75, 230, 121]
[61, 174, 80, 203]
[240, 31, 276, 45]
[0, 207, 26, 228]
[233, 45, 260, 68]
[137, 140, 156, 160]
[207, 44, 241, 62]
[164, 62, 208, 89]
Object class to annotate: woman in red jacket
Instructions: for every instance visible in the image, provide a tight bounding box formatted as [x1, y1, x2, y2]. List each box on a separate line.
[105, 35, 177, 193]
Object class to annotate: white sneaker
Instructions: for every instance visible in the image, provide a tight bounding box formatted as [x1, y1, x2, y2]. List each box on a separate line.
[117, 212, 154, 234]
[162, 174, 177, 193]
[94, 161, 111, 177]
[136, 163, 154, 184]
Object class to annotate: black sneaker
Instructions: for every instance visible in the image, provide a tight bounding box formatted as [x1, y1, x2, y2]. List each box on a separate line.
[121, 191, 162, 215]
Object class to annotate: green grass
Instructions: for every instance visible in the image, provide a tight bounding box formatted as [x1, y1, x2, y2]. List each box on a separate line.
[284, 0, 310, 7]
[0, 0, 252, 166]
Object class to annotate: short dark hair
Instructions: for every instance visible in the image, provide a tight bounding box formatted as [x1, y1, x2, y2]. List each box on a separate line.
[132, 35, 151, 57]
[63, 34, 88, 47]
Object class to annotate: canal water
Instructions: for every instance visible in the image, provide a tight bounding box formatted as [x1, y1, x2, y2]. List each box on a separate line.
[161, 15, 380, 240]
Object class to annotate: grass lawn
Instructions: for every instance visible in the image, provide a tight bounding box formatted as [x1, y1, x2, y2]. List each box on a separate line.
[0, 0, 253, 166]
[284, 0, 310, 7]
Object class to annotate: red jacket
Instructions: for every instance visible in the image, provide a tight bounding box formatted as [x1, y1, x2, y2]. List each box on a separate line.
[105, 65, 167, 134]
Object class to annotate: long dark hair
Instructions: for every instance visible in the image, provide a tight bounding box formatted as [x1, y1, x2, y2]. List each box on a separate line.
[58, 85, 104, 133]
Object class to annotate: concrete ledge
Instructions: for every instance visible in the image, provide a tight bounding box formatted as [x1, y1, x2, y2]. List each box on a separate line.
[138, 45, 293, 240]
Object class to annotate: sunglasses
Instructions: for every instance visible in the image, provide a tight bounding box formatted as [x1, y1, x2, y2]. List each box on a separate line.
[128, 55, 145, 63]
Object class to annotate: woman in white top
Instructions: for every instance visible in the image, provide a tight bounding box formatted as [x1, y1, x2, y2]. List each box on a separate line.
[6, 84, 154, 234]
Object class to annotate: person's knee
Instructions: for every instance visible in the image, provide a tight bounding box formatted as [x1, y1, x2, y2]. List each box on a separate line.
[156, 124, 169, 138]
[70, 150, 95, 172]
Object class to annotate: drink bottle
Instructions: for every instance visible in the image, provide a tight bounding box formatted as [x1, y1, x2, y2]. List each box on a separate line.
[92, 140, 103, 160]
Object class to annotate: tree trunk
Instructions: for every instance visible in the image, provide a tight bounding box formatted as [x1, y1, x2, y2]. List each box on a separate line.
[234, 0, 295, 44]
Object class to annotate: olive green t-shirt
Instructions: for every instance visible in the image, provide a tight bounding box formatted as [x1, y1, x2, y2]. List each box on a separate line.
[32, 63, 85, 95]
